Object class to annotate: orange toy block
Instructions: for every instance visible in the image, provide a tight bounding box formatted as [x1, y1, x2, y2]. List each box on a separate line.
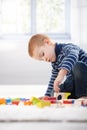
[0, 98, 6, 105]
[24, 101, 32, 105]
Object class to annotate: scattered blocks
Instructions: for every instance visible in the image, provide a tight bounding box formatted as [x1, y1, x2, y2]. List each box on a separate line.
[0, 93, 87, 108]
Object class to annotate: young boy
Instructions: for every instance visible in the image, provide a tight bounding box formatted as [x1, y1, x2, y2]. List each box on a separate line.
[28, 34, 87, 99]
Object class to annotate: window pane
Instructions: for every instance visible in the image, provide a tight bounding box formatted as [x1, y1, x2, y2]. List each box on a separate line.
[36, 0, 65, 33]
[1, 0, 30, 34]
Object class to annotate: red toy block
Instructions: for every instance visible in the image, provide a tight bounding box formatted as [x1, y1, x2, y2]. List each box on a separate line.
[43, 97, 56, 104]
[63, 99, 74, 104]
[12, 101, 19, 105]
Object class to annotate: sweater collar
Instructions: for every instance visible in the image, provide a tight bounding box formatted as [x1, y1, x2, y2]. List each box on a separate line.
[55, 43, 62, 57]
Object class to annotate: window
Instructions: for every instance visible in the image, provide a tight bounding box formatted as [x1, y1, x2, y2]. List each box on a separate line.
[0, 0, 71, 39]
[0, 0, 30, 34]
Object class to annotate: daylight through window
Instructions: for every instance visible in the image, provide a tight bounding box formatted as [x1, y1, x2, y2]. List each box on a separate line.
[0, 0, 70, 39]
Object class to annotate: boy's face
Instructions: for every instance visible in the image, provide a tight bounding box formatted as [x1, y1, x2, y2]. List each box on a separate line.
[33, 40, 56, 62]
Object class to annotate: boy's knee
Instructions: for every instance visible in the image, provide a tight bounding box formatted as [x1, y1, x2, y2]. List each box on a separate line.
[73, 62, 86, 70]
[72, 62, 87, 78]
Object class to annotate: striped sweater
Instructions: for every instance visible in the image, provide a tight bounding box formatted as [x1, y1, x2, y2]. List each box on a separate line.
[45, 43, 87, 96]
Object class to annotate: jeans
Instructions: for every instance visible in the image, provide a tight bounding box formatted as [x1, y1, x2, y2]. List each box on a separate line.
[59, 62, 87, 99]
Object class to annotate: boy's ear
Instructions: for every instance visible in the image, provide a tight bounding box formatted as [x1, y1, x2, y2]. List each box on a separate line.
[44, 38, 50, 44]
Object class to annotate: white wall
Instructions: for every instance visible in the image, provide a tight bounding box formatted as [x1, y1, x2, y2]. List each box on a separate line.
[71, 0, 87, 50]
[78, 0, 87, 48]
[0, 38, 51, 85]
[0, 0, 87, 85]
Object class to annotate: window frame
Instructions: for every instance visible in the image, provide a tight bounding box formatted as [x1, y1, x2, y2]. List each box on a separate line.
[0, 0, 71, 40]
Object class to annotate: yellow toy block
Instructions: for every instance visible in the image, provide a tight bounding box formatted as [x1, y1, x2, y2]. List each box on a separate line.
[30, 97, 41, 105]
[30, 97, 51, 108]
[36, 100, 51, 108]
[54, 92, 71, 100]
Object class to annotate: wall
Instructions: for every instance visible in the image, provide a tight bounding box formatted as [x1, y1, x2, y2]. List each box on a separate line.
[0, 38, 51, 85]
[71, 0, 87, 50]
[78, 0, 87, 48]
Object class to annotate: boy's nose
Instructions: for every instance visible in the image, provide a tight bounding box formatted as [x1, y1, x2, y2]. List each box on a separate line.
[44, 57, 47, 62]
[45, 58, 50, 62]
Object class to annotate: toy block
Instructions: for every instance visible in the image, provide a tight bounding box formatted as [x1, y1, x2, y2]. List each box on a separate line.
[54, 92, 71, 100]
[0, 98, 6, 105]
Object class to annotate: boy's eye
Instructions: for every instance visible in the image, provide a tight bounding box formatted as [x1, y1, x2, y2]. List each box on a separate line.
[39, 52, 44, 58]
[40, 52, 44, 57]
[42, 52, 44, 56]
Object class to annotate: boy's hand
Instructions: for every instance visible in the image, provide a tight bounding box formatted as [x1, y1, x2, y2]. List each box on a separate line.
[39, 96, 50, 100]
[54, 69, 67, 92]
[53, 76, 62, 92]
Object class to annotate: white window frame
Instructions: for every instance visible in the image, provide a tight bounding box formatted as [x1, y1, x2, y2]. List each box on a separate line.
[0, 0, 71, 40]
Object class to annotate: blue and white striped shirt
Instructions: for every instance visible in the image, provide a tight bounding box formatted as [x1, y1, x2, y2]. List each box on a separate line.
[45, 43, 87, 96]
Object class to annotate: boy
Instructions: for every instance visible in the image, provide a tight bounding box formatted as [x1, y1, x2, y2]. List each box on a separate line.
[28, 34, 87, 99]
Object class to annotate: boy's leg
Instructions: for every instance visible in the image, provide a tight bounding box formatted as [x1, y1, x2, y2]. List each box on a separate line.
[59, 75, 76, 98]
[72, 62, 87, 98]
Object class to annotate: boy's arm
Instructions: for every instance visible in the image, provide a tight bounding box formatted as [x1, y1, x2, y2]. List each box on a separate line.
[53, 47, 80, 92]
[54, 68, 68, 92]
[45, 67, 58, 97]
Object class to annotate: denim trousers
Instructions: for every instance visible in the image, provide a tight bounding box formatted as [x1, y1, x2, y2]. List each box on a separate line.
[59, 62, 87, 99]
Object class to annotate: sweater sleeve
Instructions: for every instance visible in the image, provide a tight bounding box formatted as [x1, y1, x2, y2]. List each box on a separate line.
[60, 48, 79, 73]
[45, 66, 58, 97]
